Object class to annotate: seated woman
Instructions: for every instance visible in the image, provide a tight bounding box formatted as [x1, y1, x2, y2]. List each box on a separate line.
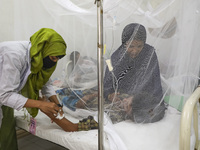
[103, 23, 166, 123]
[56, 23, 166, 124]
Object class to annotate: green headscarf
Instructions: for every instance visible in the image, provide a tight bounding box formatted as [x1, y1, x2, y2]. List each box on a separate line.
[21, 28, 67, 118]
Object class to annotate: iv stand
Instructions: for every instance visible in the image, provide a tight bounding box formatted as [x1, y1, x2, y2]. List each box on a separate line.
[95, 0, 104, 150]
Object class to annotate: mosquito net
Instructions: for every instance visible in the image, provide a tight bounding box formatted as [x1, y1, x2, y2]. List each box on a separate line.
[1, 0, 200, 149]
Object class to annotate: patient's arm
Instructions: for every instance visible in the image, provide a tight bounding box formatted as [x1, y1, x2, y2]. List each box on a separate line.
[45, 112, 79, 132]
[39, 94, 98, 132]
[43, 110, 98, 132]
[52, 117, 78, 132]
[76, 92, 98, 108]
[38, 96, 78, 131]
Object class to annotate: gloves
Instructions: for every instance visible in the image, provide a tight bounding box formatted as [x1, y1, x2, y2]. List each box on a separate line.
[78, 116, 98, 131]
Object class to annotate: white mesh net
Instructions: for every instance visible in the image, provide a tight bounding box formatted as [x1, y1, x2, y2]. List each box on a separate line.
[1, 0, 200, 149]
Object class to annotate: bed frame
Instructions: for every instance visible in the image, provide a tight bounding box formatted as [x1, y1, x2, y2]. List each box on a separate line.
[180, 86, 200, 150]
[14, 87, 200, 150]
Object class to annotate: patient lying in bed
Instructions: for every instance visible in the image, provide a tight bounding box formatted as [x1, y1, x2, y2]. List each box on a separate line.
[56, 88, 166, 124]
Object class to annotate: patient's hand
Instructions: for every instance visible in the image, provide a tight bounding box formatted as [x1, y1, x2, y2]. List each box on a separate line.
[108, 92, 121, 102]
[122, 96, 133, 116]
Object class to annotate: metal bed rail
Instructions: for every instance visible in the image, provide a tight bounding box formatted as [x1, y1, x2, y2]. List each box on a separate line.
[180, 87, 200, 150]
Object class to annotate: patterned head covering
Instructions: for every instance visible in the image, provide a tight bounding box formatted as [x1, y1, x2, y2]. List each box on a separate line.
[21, 28, 67, 117]
[121, 23, 146, 44]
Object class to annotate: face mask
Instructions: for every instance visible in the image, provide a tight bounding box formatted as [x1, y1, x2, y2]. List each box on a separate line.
[43, 56, 56, 69]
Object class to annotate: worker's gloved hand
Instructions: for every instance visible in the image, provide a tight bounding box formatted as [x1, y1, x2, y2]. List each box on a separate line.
[78, 116, 98, 131]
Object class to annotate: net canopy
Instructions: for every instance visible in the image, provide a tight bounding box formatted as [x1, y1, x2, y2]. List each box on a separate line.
[1, 0, 200, 149]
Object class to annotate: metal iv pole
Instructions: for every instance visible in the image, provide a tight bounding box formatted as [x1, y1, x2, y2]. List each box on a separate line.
[95, 0, 104, 149]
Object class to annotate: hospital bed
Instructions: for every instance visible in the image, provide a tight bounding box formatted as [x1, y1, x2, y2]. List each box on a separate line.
[180, 87, 200, 150]
[14, 87, 200, 150]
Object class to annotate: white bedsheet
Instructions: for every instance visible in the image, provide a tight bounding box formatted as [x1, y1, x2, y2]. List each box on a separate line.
[14, 106, 195, 150]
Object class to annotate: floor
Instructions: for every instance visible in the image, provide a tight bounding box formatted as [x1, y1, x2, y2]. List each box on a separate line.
[17, 128, 68, 150]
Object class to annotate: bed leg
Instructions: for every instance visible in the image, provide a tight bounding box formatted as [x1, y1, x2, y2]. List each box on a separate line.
[193, 104, 199, 150]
